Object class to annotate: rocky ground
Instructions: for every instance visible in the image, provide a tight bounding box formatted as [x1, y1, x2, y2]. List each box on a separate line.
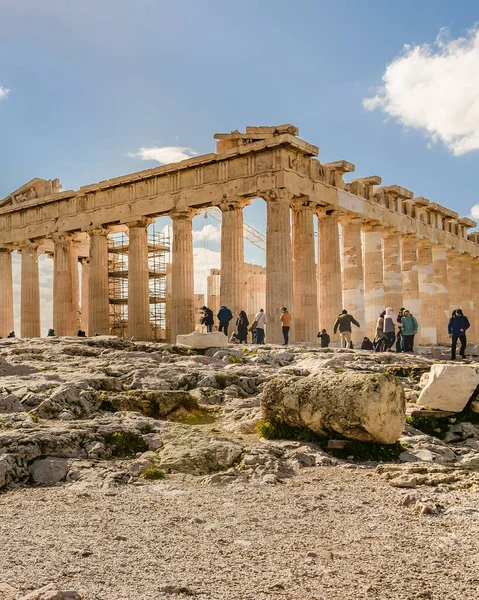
[1, 336, 479, 599]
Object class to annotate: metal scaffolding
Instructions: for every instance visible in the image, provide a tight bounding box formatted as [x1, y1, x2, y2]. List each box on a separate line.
[107, 227, 170, 340]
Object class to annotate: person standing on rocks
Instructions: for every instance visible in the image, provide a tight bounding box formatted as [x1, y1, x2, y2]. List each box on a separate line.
[279, 307, 291, 345]
[448, 308, 470, 360]
[396, 307, 405, 352]
[253, 308, 266, 344]
[317, 328, 330, 348]
[236, 310, 249, 343]
[201, 306, 214, 333]
[333, 309, 360, 349]
[383, 307, 400, 351]
[374, 311, 386, 352]
[401, 310, 418, 353]
[217, 305, 233, 336]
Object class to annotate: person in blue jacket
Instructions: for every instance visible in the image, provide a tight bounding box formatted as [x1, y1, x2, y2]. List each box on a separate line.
[448, 309, 470, 360]
[217, 305, 233, 336]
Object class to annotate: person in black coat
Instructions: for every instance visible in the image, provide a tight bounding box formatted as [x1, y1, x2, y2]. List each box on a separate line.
[448, 309, 470, 359]
[317, 329, 330, 348]
[236, 310, 249, 343]
[200, 306, 214, 332]
[217, 305, 233, 336]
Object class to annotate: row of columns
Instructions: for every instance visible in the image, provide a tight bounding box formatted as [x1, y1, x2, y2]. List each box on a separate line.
[2, 188, 478, 345]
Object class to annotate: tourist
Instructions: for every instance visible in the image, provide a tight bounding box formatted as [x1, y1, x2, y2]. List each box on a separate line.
[279, 307, 291, 345]
[77, 329, 86, 337]
[396, 307, 405, 352]
[236, 310, 249, 343]
[200, 305, 214, 333]
[317, 329, 330, 348]
[253, 308, 266, 344]
[401, 310, 418, 352]
[374, 311, 386, 352]
[448, 308, 470, 360]
[229, 332, 241, 344]
[217, 305, 233, 336]
[7, 331, 15, 338]
[361, 337, 374, 350]
[47, 329, 55, 337]
[383, 307, 400, 351]
[333, 309, 360, 349]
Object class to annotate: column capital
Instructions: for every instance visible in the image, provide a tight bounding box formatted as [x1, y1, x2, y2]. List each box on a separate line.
[290, 196, 313, 211]
[263, 188, 293, 204]
[381, 227, 401, 239]
[361, 222, 383, 233]
[417, 239, 434, 249]
[0, 247, 13, 254]
[314, 206, 340, 219]
[339, 213, 363, 225]
[19, 240, 40, 252]
[87, 226, 109, 237]
[51, 232, 76, 243]
[126, 217, 155, 229]
[170, 207, 199, 221]
[218, 196, 251, 212]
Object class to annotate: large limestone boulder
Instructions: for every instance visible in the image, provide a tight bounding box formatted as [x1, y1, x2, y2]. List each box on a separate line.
[418, 364, 479, 412]
[29, 457, 70, 485]
[261, 373, 406, 444]
[176, 331, 228, 349]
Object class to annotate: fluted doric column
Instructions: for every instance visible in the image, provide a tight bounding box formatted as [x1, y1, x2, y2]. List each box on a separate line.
[316, 209, 342, 340]
[79, 258, 89, 333]
[171, 208, 197, 341]
[220, 197, 250, 318]
[88, 228, 110, 336]
[446, 250, 461, 314]
[128, 218, 154, 341]
[472, 259, 479, 341]
[417, 242, 436, 344]
[0, 248, 14, 337]
[265, 189, 294, 344]
[340, 215, 365, 341]
[20, 242, 41, 338]
[291, 199, 318, 342]
[400, 235, 420, 320]
[432, 245, 449, 344]
[363, 224, 384, 338]
[53, 234, 80, 336]
[382, 229, 402, 311]
[459, 255, 474, 331]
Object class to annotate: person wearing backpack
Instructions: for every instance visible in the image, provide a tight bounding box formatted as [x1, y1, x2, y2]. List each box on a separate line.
[217, 305, 233, 336]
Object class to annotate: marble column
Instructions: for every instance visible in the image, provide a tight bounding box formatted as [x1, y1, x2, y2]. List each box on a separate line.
[400, 235, 420, 320]
[88, 228, 110, 336]
[316, 209, 342, 341]
[292, 199, 318, 343]
[20, 242, 41, 338]
[382, 229, 402, 311]
[340, 215, 365, 341]
[171, 208, 197, 341]
[220, 198, 249, 319]
[362, 224, 384, 339]
[432, 245, 449, 344]
[53, 234, 79, 336]
[417, 242, 436, 344]
[446, 250, 461, 314]
[0, 248, 14, 337]
[80, 258, 89, 333]
[472, 259, 479, 341]
[127, 218, 153, 341]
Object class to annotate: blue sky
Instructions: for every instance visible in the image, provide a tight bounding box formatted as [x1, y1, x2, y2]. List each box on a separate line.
[1, 0, 479, 330]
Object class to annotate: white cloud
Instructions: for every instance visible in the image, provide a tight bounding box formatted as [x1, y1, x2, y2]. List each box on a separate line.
[128, 146, 198, 164]
[470, 205, 479, 220]
[192, 224, 221, 245]
[364, 27, 479, 156]
[0, 87, 10, 100]
[193, 247, 220, 296]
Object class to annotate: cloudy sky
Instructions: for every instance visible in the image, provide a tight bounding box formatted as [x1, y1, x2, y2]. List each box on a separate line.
[1, 0, 479, 333]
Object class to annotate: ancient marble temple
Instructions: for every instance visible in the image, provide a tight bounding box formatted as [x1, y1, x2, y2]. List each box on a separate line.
[0, 125, 477, 345]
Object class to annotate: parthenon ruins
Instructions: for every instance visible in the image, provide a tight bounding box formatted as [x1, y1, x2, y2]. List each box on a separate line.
[1, 124, 478, 345]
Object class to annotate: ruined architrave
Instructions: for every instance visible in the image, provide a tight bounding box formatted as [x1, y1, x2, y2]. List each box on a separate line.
[1, 125, 477, 344]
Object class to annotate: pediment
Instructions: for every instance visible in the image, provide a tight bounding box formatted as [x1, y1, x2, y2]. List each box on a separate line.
[0, 177, 61, 207]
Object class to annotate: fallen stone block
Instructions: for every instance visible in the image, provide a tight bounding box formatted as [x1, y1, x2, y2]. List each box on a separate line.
[19, 583, 82, 599]
[418, 364, 479, 412]
[176, 331, 228, 349]
[29, 457, 70, 486]
[261, 372, 405, 444]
